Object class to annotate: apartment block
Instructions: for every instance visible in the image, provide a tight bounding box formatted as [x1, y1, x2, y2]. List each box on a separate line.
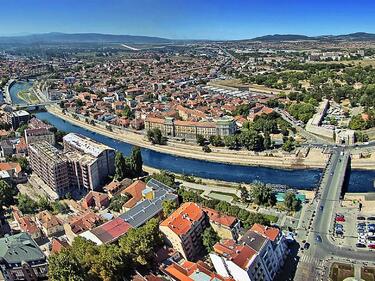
[63, 133, 115, 190]
[160, 202, 208, 260]
[203, 207, 241, 240]
[210, 224, 288, 281]
[28, 141, 70, 197]
[24, 127, 55, 145]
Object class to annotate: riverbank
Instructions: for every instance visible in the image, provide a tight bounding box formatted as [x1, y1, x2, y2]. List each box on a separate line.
[46, 105, 328, 170]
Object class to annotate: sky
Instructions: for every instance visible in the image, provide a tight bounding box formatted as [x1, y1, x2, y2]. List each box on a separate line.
[0, 0, 375, 40]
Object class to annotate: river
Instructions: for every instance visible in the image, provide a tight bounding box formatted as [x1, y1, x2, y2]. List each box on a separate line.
[9, 82, 375, 192]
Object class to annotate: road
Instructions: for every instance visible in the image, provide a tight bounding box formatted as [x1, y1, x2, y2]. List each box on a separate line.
[295, 148, 375, 280]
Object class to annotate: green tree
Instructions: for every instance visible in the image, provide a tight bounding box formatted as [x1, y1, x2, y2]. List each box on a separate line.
[129, 146, 143, 177]
[263, 132, 272, 150]
[150, 171, 175, 187]
[238, 185, 250, 203]
[119, 218, 162, 267]
[196, 134, 206, 146]
[48, 249, 85, 281]
[284, 191, 301, 211]
[250, 181, 276, 206]
[114, 151, 127, 181]
[202, 145, 211, 153]
[282, 137, 295, 152]
[0, 180, 14, 208]
[109, 194, 130, 212]
[223, 135, 238, 149]
[146, 128, 166, 145]
[202, 227, 220, 253]
[162, 200, 178, 217]
[239, 129, 264, 151]
[17, 194, 38, 214]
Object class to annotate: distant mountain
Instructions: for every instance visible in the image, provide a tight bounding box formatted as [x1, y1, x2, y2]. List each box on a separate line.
[0, 32, 172, 44]
[251, 34, 314, 42]
[250, 32, 375, 42]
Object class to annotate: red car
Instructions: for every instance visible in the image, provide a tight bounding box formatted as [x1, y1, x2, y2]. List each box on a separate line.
[368, 244, 375, 249]
[335, 216, 345, 222]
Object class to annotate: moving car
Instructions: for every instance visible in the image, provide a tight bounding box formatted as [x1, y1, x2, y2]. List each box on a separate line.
[315, 235, 322, 243]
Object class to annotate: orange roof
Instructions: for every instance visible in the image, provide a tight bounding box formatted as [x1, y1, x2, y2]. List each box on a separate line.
[160, 202, 204, 236]
[203, 207, 237, 227]
[164, 260, 233, 281]
[213, 239, 257, 270]
[51, 238, 69, 254]
[250, 223, 280, 241]
[122, 180, 147, 209]
[0, 162, 21, 174]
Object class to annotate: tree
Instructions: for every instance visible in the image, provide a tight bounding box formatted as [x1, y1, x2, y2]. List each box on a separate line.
[284, 191, 301, 211]
[250, 181, 276, 206]
[224, 135, 238, 149]
[119, 218, 162, 267]
[239, 129, 264, 151]
[17, 194, 38, 214]
[150, 171, 175, 187]
[129, 146, 143, 177]
[48, 249, 85, 281]
[238, 185, 250, 203]
[146, 128, 166, 145]
[0, 180, 14, 208]
[196, 134, 206, 146]
[114, 151, 127, 181]
[109, 194, 130, 212]
[282, 137, 295, 152]
[202, 227, 220, 253]
[263, 132, 272, 150]
[162, 200, 178, 217]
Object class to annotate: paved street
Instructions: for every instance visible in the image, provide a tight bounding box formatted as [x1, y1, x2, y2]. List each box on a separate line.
[295, 148, 375, 280]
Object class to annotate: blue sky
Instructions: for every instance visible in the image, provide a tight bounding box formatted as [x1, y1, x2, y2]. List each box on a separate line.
[0, 0, 374, 40]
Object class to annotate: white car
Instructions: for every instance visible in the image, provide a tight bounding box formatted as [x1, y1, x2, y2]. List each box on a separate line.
[359, 234, 367, 240]
[358, 238, 367, 244]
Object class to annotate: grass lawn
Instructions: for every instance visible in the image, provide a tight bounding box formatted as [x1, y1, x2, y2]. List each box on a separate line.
[329, 263, 354, 281]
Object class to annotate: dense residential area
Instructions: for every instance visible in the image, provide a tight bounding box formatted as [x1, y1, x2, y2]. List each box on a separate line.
[1, 3, 375, 280]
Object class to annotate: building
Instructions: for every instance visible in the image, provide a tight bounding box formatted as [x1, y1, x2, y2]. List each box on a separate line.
[203, 207, 240, 240]
[6, 110, 30, 130]
[336, 129, 355, 145]
[28, 141, 70, 197]
[103, 178, 132, 198]
[35, 210, 64, 237]
[119, 179, 178, 228]
[63, 133, 115, 191]
[79, 217, 132, 245]
[121, 180, 147, 211]
[210, 224, 288, 281]
[160, 202, 208, 260]
[24, 128, 55, 145]
[63, 211, 102, 243]
[162, 260, 234, 281]
[144, 116, 236, 141]
[0, 233, 48, 281]
[81, 191, 109, 210]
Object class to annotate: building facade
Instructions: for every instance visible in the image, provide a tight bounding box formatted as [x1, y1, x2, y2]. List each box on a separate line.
[145, 116, 236, 140]
[24, 128, 55, 145]
[28, 141, 70, 197]
[160, 202, 208, 260]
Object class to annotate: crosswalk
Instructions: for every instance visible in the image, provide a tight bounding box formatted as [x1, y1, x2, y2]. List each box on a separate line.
[299, 254, 322, 266]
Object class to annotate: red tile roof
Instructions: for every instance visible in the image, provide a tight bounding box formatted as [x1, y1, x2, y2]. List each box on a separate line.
[250, 223, 280, 241]
[90, 217, 132, 244]
[160, 202, 204, 236]
[203, 207, 237, 227]
[122, 180, 147, 209]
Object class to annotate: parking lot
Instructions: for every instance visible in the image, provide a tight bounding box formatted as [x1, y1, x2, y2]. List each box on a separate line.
[331, 201, 375, 251]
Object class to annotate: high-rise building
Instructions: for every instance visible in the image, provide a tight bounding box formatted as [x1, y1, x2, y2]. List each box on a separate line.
[63, 133, 115, 190]
[28, 141, 70, 197]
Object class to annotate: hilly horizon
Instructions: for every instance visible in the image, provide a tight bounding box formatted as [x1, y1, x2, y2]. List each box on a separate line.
[0, 31, 375, 44]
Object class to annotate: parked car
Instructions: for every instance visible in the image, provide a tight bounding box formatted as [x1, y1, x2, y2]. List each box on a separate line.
[303, 242, 310, 250]
[336, 217, 346, 222]
[357, 216, 366, 220]
[368, 224, 375, 228]
[368, 244, 375, 249]
[356, 243, 367, 248]
[367, 236, 375, 241]
[336, 223, 344, 228]
[319, 206, 324, 211]
[367, 217, 375, 221]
